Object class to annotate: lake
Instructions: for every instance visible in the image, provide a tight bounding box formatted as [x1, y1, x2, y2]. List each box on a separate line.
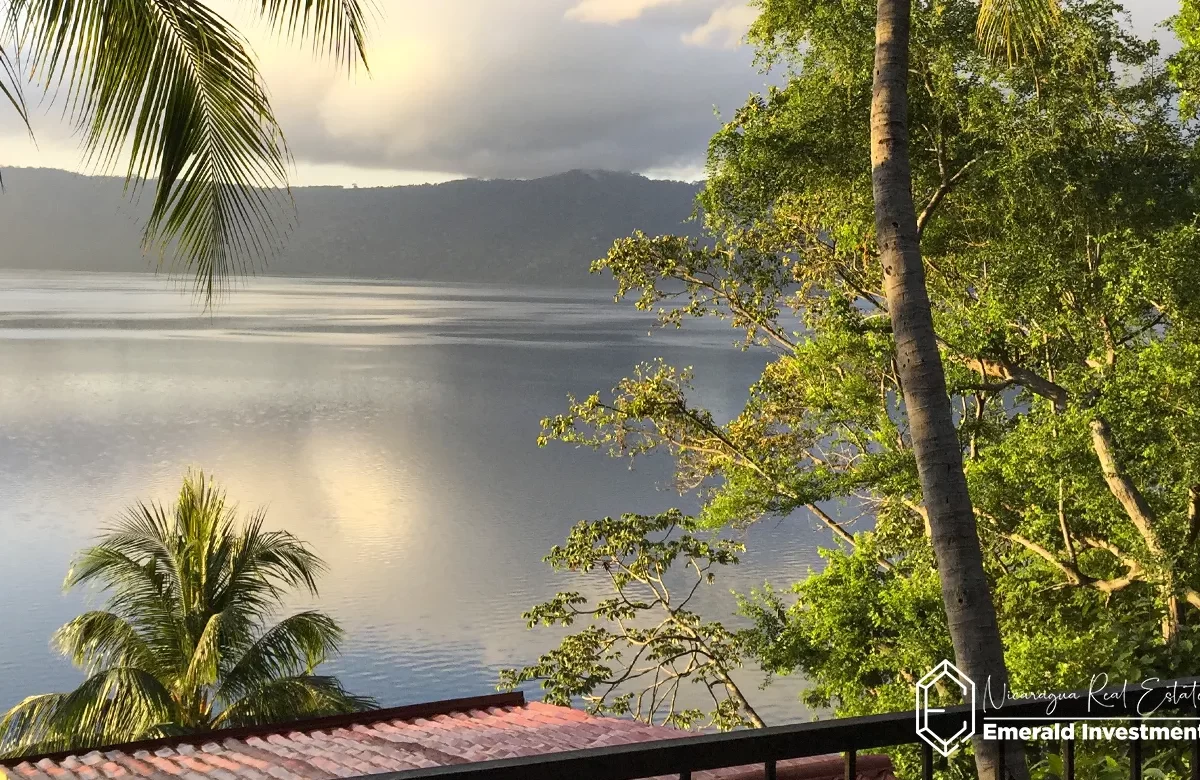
[0, 270, 830, 726]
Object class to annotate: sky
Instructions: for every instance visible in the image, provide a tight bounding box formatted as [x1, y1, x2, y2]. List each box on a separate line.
[0, 0, 1183, 187]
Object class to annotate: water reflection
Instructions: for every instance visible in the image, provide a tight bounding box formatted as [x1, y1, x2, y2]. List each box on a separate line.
[0, 271, 826, 725]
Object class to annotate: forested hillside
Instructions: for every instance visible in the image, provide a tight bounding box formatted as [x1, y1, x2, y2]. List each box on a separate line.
[0, 168, 701, 285]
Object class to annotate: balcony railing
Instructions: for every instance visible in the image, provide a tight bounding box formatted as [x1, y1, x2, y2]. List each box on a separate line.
[368, 676, 1200, 780]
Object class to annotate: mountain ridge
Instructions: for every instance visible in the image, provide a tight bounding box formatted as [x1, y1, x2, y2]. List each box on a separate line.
[0, 167, 703, 286]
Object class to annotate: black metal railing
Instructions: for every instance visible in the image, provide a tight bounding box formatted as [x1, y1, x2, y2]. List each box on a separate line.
[363, 676, 1200, 780]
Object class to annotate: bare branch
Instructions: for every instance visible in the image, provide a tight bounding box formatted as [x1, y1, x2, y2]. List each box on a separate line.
[1005, 533, 1087, 586]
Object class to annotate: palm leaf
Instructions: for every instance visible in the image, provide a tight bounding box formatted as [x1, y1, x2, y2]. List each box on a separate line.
[61, 545, 187, 670]
[216, 611, 345, 704]
[8, 0, 293, 303]
[178, 611, 225, 696]
[68, 502, 185, 605]
[221, 510, 326, 603]
[0, 668, 176, 759]
[52, 611, 161, 678]
[976, 0, 1061, 64]
[213, 675, 376, 729]
[0, 44, 30, 152]
[249, 0, 373, 71]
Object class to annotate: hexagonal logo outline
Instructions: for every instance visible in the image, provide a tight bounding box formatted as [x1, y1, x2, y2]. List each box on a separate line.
[915, 659, 976, 757]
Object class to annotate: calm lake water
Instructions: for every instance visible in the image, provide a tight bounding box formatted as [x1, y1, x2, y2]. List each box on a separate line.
[0, 270, 830, 726]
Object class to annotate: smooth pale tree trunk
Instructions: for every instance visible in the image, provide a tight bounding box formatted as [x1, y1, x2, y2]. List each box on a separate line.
[869, 1, 1022, 778]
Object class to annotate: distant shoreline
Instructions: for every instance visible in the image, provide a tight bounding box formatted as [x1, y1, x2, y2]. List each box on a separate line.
[0, 266, 611, 294]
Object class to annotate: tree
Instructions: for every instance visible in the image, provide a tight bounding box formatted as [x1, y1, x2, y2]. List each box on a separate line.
[770, 0, 1056, 772]
[525, 0, 1199, 769]
[0, 0, 370, 300]
[1171, 0, 1200, 118]
[867, 0, 1012, 775]
[500, 510, 765, 731]
[0, 472, 374, 759]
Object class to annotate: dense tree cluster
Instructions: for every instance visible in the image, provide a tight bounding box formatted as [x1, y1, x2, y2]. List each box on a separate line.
[506, 3, 1200, 770]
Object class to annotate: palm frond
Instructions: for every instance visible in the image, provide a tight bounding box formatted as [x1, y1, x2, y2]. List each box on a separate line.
[976, 0, 1061, 65]
[179, 611, 225, 696]
[60, 545, 187, 669]
[222, 511, 327, 603]
[250, 0, 373, 71]
[52, 611, 161, 677]
[8, 0, 293, 303]
[68, 501, 184, 603]
[213, 675, 376, 729]
[0, 45, 30, 148]
[0, 693, 76, 758]
[0, 669, 176, 759]
[216, 611, 345, 704]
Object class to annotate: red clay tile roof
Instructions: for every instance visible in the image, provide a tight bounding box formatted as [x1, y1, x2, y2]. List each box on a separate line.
[0, 693, 895, 780]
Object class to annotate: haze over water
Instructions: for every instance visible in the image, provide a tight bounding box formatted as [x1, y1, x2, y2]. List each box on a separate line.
[0, 271, 828, 725]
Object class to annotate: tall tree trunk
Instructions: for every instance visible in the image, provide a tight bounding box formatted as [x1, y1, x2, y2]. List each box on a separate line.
[869, 1, 1020, 778]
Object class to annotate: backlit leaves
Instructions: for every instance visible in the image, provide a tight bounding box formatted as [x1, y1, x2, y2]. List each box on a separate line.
[0, 472, 374, 759]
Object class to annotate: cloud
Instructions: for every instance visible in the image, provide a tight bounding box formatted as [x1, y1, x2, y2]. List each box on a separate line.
[565, 0, 684, 24]
[220, 0, 773, 180]
[0, 0, 1183, 185]
[683, 3, 758, 49]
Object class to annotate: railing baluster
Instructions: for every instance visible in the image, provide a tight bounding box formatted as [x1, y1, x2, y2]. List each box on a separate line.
[1193, 699, 1200, 780]
[1131, 728, 1142, 780]
[1063, 737, 1075, 780]
[922, 741, 934, 780]
[845, 749, 857, 780]
[765, 759, 777, 780]
[679, 771, 691, 780]
[998, 738, 1006, 780]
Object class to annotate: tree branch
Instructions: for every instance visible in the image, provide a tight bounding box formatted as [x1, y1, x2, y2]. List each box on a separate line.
[917, 157, 982, 238]
[1008, 533, 1144, 594]
[676, 272, 796, 352]
[1187, 486, 1200, 547]
[1005, 533, 1087, 586]
[940, 348, 1069, 411]
[807, 503, 894, 571]
[1089, 418, 1164, 558]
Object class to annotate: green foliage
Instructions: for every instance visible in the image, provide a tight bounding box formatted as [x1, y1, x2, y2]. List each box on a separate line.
[0, 0, 370, 301]
[522, 0, 1200, 756]
[499, 511, 763, 731]
[0, 472, 374, 759]
[1172, 0, 1200, 119]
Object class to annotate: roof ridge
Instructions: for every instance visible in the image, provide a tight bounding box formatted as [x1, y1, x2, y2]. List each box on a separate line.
[1, 692, 526, 766]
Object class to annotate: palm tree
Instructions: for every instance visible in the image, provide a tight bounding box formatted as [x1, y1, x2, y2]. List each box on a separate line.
[0, 0, 371, 301]
[868, 0, 1056, 777]
[0, 472, 375, 759]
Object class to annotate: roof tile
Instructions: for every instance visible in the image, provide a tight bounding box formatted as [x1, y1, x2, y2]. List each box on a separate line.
[0, 693, 895, 780]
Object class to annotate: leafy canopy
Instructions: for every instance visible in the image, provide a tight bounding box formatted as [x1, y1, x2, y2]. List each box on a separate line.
[500, 510, 763, 731]
[517, 0, 1200, 747]
[0, 472, 375, 759]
